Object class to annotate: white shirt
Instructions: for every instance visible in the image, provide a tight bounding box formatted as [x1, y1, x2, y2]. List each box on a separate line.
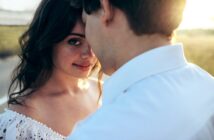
[67, 44, 214, 140]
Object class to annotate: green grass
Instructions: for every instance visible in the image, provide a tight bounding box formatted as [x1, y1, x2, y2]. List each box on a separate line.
[0, 25, 214, 75]
[0, 25, 27, 53]
[176, 30, 214, 75]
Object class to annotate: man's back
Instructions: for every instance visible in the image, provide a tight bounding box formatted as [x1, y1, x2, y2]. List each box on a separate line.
[68, 44, 214, 140]
[122, 63, 214, 139]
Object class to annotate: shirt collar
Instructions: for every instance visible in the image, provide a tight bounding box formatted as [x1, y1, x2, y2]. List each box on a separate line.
[102, 43, 188, 105]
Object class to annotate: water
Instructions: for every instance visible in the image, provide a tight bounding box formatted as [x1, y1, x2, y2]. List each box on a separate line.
[0, 95, 7, 106]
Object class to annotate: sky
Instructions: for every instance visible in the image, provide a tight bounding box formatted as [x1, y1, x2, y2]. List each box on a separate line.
[0, 0, 40, 11]
[179, 0, 214, 29]
[0, 0, 214, 29]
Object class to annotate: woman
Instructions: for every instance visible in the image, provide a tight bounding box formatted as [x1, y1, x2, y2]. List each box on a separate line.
[0, 0, 102, 139]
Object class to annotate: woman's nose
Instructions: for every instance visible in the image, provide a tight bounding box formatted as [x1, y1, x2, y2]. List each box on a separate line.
[81, 44, 95, 59]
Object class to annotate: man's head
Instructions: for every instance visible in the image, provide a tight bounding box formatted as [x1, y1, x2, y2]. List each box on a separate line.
[82, 0, 186, 75]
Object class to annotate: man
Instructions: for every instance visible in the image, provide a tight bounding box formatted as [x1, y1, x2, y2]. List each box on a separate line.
[68, 0, 214, 139]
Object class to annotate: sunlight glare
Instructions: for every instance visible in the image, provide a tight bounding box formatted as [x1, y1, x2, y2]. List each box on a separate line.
[179, 0, 214, 29]
[0, 0, 40, 11]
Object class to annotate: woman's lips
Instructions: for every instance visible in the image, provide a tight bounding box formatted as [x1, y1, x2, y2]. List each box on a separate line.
[72, 63, 91, 71]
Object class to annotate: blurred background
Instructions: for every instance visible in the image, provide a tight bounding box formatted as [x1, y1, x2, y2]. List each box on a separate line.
[0, 0, 214, 112]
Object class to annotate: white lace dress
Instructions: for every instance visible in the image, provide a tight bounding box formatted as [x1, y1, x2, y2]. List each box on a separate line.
[0, 109, 66, 140]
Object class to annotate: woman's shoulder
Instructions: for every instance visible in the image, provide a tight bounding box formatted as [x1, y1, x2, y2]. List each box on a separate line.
[88, 77, 103, 94]
[0, 109, 65, 140]
[88, 77, 103, 90]
[88, 77, 103, 84]
[88, 77, 103, 106]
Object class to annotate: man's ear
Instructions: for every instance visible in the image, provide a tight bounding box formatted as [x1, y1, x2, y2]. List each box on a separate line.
[100, 0, 114, 25]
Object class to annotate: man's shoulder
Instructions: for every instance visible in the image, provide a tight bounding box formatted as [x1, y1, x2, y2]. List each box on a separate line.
[129, 62, 214, 88]
[123, 63, 214, 105]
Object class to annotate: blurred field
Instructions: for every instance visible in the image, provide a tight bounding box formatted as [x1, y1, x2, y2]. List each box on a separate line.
[0, 26, 214, 75]
[0, 25, 27, 54]
[176, 30, 214, 75]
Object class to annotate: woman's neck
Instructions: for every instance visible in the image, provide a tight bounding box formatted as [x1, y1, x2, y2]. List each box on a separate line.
[38, 70, 89, 97]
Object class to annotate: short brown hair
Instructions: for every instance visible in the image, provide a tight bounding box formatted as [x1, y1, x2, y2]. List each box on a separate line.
[83, 0, 186, 36]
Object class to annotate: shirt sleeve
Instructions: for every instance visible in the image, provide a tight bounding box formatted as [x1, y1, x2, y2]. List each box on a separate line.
[3, 123, 17, 140]
[0, 110, 65, 140]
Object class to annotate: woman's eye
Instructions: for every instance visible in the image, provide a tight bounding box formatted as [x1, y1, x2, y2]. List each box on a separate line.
[68, 38, 81, 47]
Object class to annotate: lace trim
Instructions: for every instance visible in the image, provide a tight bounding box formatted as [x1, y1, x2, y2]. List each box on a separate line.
[6, 109, 66, 139]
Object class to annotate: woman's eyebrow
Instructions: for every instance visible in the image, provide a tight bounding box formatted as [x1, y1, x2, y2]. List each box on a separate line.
[70, 33, 85, 38]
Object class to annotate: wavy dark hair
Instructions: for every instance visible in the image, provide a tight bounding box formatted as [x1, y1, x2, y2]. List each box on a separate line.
[8, 0, 102, 105]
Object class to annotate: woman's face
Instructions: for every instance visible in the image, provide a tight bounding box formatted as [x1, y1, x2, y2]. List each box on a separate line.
[53, 21, 97, 78]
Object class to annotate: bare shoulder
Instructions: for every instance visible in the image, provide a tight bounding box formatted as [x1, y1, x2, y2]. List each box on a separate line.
[88, 77, 103, 92]
[88, 77, 104, 86]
